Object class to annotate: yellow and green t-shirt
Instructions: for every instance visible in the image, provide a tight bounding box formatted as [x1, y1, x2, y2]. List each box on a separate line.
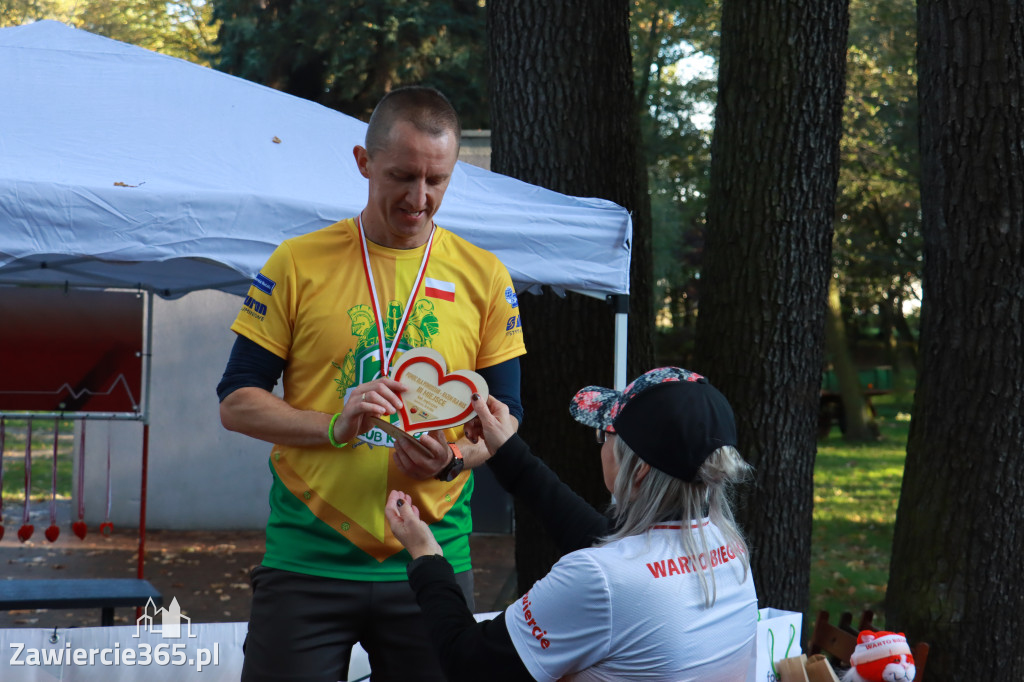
[231, 218, 527, 580]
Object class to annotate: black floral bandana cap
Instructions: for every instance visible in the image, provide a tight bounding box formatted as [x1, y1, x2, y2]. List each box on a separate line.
[569, 367, 738, 482]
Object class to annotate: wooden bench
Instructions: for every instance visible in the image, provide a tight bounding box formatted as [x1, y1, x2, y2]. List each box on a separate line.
[0, 579, 162, 626]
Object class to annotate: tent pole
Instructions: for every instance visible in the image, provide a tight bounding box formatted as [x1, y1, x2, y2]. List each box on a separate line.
[572, 290, 631, 390]
[137, 289, 154, 583]
[138, 424, 150, 580]
[608, 295, 629, 390]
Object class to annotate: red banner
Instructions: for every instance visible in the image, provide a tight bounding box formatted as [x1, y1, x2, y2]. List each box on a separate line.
[0, 288, 143, 413]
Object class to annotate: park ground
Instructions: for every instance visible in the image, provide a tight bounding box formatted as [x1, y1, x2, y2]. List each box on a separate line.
[0, 522, 516, 628]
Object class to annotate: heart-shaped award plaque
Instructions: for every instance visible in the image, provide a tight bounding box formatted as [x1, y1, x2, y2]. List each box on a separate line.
[371, 348, 488, 452]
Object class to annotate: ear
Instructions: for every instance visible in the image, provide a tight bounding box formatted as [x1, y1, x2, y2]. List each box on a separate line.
[634, 461, 652, 487]
[353, 145, 371, 179]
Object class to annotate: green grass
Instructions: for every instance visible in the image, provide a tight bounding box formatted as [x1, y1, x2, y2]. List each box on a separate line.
[1, 418, 75, 503]
[809, 384, 914, 630]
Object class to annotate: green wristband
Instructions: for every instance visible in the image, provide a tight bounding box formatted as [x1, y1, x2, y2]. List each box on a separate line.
[328, 412, 346, 449]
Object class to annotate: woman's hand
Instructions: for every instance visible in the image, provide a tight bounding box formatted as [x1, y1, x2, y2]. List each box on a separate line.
[469, 394, 517, 456]
[385, 490, 443, 559]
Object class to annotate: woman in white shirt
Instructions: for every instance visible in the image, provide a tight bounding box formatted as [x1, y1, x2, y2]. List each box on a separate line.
[385, 367, 758, 681]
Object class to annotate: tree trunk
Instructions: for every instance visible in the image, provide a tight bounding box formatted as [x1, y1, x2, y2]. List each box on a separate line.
[488, 0, 655, 591]
[887, 3, 1024, 679]
[825, 276, 879, 441]
[694, 0, 849, 615]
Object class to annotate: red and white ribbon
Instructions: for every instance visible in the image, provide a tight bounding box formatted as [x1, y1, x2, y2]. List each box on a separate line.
[356, 214, 436, 376]
[50, 419, 59, 522]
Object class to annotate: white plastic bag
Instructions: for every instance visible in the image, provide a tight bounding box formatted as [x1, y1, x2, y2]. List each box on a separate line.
[754, 607, 804, 682]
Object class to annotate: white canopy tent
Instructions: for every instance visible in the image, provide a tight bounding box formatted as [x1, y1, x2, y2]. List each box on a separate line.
[0, 21, 633, 539]
[0, 21, 631, 299]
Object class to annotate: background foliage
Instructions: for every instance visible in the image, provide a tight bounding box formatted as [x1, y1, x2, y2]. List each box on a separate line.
[632, 0, 920, 370]
[834, 0, 920, 362]
[630, 0, 719, 368]
[0, 0, 218, 64]
[213, 0, 488, 127]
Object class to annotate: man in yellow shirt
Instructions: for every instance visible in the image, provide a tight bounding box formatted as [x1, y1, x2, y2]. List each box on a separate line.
[218, 86, 526, 681]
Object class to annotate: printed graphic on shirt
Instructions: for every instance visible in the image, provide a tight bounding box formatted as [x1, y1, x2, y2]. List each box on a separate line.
[253, 272, 276, 296]
[519, 591, 552, 650]
[240, 294, 267, 322]
[334, 298, 440, 448]
[645, 542, 745, 578]
[424, 277, 456, 302]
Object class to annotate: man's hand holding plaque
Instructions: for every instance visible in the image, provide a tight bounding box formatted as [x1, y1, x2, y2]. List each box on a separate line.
[372, 348, 489, 469]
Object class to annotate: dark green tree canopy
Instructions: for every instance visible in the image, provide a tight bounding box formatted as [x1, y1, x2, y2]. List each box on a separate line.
[835, 0, 920, 339]
[213, 0, 488, 126]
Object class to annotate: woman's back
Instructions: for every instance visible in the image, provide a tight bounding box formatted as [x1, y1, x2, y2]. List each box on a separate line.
[505, 521, 758, 682]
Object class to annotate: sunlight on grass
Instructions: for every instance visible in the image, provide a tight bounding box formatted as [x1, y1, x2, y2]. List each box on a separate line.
[1, 418, 75, 503]
[810, 388, 912, 629]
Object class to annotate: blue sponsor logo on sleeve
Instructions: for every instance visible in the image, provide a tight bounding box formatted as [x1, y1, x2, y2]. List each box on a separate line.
[505, 286, 519, 308]
[243, 295, 268, 317]
[253, 273, 276, 295]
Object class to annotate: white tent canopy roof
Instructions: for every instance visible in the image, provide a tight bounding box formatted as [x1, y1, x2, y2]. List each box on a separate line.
[0, 21, 632, 299]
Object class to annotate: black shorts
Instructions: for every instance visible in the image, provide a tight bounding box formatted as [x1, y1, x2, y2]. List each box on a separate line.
[240, 565, 475, 682]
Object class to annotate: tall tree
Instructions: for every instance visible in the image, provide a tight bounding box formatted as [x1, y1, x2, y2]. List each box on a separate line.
[693, 0, 849, 615]
[834, 0, 921, 367]
[886, 2, 1024, 678]
[488, 0, 655, 590]
[631, 0, 720, 365]
[213, 0, 488, 126]
[824, 273, 879, 440]
[822, 0, 919, 441]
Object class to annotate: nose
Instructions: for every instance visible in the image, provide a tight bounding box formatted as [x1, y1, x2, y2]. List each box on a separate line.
[405, 179, 428, 210]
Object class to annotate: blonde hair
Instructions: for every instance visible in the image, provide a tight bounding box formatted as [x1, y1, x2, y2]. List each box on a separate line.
[601, 437, 753, 608]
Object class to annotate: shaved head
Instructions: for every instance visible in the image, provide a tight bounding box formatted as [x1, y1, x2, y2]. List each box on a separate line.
[364, 86, 461, 156]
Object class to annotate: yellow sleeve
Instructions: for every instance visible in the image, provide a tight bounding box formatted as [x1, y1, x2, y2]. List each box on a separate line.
[476, 259, 526, 370]
[229, 242, 297, 360]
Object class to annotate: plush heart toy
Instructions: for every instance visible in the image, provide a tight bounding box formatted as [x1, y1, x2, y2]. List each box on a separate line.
[72, 520, 88, 540]
[841, 631, 916, 682]
[44, 524, 60, 542]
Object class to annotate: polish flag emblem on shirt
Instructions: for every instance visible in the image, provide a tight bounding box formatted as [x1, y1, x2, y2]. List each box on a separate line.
[424, 277, 456, 302]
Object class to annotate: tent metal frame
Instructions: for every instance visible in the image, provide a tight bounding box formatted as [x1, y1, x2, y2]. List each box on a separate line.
[0, 288, 155, 581]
